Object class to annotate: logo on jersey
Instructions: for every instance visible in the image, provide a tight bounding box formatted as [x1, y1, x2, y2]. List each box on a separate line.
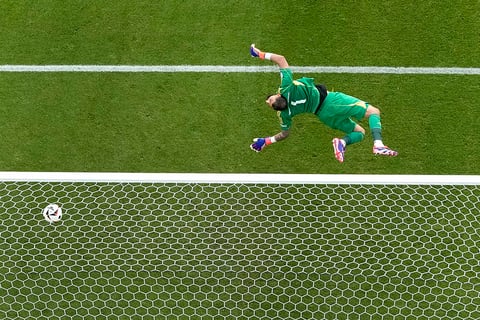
[293, 80, 305, 86]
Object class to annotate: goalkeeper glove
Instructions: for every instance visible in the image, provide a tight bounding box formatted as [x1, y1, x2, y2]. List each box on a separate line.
[250, 44, 265, 59]
[250, 137, 275, 152]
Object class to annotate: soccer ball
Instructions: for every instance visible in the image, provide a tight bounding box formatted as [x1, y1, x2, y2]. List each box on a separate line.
[42, 204, 63, 223]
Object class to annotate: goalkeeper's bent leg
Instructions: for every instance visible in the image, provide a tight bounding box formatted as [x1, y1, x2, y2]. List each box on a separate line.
[343, 131, 364, 145]
[369, 114, 383, 142]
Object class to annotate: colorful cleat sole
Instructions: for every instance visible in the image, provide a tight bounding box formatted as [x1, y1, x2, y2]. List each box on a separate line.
[332, 138, 346, 163]
[373, 146, 398, 156]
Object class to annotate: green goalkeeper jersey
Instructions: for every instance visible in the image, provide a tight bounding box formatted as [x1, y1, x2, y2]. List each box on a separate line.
[277, 68, 320, 130]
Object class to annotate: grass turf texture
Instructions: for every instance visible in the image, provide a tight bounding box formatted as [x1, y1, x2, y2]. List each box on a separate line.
[0, 72, 478, 174]
[1, 1, 480, 319]
[0, 1, 478, 173]
[0, 1, 479, 174]
[0, 1, 478, 67]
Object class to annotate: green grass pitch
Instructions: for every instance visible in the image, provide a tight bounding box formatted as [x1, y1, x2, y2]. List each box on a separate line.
[0, 0, 478, 174]
[0, 1, 479, 319]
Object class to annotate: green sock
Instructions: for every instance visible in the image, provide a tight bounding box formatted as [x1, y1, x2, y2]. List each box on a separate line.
[369, 114, 383, 141]
[343, 131, 364, 145]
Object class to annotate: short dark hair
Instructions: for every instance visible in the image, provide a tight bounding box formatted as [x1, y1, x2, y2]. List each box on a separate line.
[267, 95, 287, 111]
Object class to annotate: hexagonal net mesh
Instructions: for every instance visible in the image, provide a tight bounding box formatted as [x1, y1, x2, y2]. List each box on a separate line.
[0, 173, 479, 319]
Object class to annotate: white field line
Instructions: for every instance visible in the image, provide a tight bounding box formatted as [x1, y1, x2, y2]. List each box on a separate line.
[0, 65, 479, 74]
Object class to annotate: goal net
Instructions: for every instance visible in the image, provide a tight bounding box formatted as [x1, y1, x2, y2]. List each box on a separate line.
[1, 172, 479, 319]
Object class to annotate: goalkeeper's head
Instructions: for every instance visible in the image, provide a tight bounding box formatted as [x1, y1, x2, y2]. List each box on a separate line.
[266, 94, 287, 111]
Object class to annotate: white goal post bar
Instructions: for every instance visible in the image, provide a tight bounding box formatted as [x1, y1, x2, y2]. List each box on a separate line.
[0, 172, 478, 185]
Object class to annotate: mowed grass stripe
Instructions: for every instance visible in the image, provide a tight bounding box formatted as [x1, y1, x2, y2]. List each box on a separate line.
[0, 65, 479, 75]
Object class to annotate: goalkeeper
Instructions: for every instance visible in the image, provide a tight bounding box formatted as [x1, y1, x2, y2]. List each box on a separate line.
[249, 44, 397, 162]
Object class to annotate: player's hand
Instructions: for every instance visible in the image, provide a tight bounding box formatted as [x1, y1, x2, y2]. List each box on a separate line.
[250, 44, 263, 58]
[250, 138, 266, 152]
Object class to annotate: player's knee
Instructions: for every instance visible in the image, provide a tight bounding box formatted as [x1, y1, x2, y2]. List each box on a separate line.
[354, 125, 365, 135]
[366, 105, 380, 117]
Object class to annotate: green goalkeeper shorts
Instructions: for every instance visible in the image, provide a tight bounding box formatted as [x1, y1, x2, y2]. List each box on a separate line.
[317, 91, 369, 133]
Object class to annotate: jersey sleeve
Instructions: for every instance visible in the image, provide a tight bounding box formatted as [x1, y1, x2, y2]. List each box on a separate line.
[278, 68, 294, 94]
[277, 110, 292, 130]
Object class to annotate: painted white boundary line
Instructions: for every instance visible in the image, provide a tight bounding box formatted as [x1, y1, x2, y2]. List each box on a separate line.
[0, 65, 479, 75]
[0, 172, 479, 185]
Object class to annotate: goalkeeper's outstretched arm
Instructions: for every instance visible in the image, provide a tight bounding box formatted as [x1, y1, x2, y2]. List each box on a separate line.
[273, 130, 290, 142]
[250, 130, 290, 152]
[250, 44, 289, 68]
